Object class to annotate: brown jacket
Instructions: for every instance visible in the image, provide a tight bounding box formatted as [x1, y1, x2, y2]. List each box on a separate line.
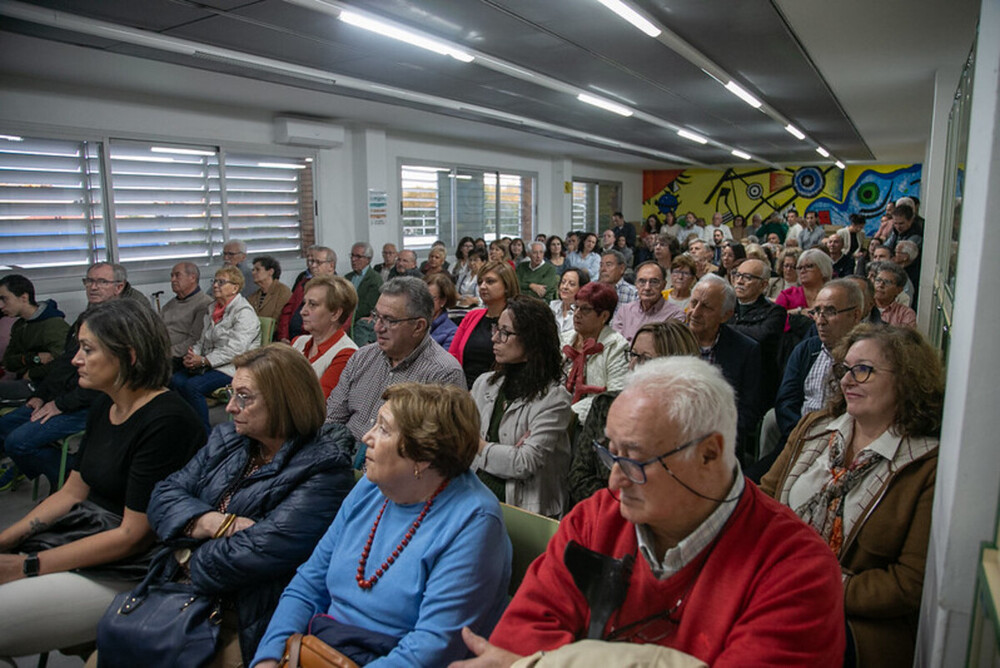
[759, 411, 938, 668]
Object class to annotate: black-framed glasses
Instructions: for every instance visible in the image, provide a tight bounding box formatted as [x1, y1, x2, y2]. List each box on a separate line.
[730, 271, 764, 283]
[872, 277, 894, 287]
[490, 324, 518, 342]
[833, 362, 889, 384]
[211, 279, 236, 287]
[797, 263, 817, 271]
[624, 350, 654, 366]
[81, 278, 119, 287]
[592, 433, 711, 485]
[807, 305, 856, 320]
[369, 310, 421, 328]
[223, 386, 255, 410]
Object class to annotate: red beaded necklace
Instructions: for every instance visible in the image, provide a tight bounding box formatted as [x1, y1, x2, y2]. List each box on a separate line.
[356, 479, 449, 590]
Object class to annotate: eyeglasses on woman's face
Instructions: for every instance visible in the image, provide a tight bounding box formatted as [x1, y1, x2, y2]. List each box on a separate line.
[490, 324, 518, 343]
[223, 385, 256, 410]
[833, 362, 890, 384]
[212, 278, 236, 287]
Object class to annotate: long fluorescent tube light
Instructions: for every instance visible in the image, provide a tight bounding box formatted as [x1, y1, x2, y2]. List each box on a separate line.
[577, 93, 633, 117]
[677, 129, 708, 145]
[596, 0, 661, 37]
[731, 149, 752, 160]
[0, 135, 24, 142]
[339, 11, 474, 63]
[815, 147, 830, 158]
[151, 146, 216, 157]
[835, 161, 846, 169]
[724, 81, 762, 109]
[784, 124, 806, 140]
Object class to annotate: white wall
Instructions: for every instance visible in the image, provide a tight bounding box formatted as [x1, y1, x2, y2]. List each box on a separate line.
[0, 75, 641, 323]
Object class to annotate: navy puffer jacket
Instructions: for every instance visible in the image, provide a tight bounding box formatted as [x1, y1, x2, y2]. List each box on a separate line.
[147, 421, 355, 666]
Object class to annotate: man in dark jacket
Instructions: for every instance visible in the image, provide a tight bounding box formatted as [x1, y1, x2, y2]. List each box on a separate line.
[0, 262, 130, 490]
[0, 274, 69, 402]
[728, 259, 785, 410]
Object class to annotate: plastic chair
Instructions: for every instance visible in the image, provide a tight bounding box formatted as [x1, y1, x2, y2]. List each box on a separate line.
[500, 503, 560, 596]
[258, 316, 276, 345]
[32, 430, 83, 500]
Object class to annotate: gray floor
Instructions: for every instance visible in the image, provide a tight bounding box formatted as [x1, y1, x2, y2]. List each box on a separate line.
[1, 403, 229, 667]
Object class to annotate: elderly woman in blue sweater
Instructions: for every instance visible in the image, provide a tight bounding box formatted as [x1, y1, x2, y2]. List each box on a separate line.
[137, 344, 355, 667]
[252, 382, 511, 667]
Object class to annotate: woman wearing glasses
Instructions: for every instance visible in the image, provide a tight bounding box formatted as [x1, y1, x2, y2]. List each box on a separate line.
[106, 344, 355, 667]
[568, 321, 699, 507]
[450, 261, 520, 388]
[560, 282, 628, 425]
[0, 300, 205, 660]
[170, 265, 261, 435]
[470, 296, 573, 517]
[761, 324, 944, 668]
[775, 248, 832, 316]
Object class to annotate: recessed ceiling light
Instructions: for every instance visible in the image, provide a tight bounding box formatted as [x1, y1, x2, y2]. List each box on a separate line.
[339, 11, 474, 63]
[815, 147, 830, 158]
[677, 129, 708, 144]
[784, 124, 806, 140]
[731, 149, 752, 160]
[724, 81, 762, 109]
[596, 0, 661, 37]
[577, 93, 634, 117]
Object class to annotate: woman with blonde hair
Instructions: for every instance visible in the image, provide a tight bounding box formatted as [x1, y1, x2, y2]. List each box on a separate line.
[292, 276, 358, 398]
[450, 261, 519, 388]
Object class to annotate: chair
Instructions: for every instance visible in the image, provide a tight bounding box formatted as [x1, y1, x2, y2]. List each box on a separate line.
[500, 503, 559, 597]
[259, 316, 276, 344]
[32, 430, 84, 501]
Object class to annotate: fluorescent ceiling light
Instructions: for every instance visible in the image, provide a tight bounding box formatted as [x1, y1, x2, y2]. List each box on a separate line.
[339, 11, 474, 63]
[151, 146, 215, 157]
[724, 81, 762, 109]
[577, 93, 633, 117]
[677, 129, 708, 145]
[835, 161, 846, 169]
[815, 147, 830, 158]
[258, 162, 306, 169]
[596, 0, 661, 37]
[731, 149, 752, 160]
[784, 124, 806, 140]
[0, 135, 24, 142]
[305, 157, 313, 162]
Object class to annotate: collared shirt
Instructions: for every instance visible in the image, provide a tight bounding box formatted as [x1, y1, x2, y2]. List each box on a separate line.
[637, 472, 745, 579]
[349, 264, 368, 290]
[699, 330, 722, 366]
[798, 225, 826, 250]
[802, 345, 834, 415]
[611, 297, 685, 342]
[613, 278, 639, 305]
[325, 334, 465, 441]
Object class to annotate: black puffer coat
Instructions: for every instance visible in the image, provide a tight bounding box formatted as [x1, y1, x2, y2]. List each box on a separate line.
[147, 421, 355, 666]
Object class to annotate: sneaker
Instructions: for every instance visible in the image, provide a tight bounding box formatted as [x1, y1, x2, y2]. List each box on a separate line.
[0, 464, 25, 491]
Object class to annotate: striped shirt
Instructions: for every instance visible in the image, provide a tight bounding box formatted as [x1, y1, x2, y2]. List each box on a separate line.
[802, 346, 833, 416]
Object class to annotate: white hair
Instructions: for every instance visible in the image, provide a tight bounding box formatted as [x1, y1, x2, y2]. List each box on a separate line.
[896, 239, 919, 261]
[695, 273, 736, 313]
[895, 196, 915, 210]
[529, 241, 546, 253]
[624, 357, 737, 466]
[798, 248, 834, 281]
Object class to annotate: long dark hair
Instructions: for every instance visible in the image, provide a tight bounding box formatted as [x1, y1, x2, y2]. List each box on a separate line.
[489, 295, 562, 402]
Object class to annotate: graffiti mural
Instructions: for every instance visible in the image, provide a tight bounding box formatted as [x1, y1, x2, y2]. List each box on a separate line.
[643, 164, 921, 237]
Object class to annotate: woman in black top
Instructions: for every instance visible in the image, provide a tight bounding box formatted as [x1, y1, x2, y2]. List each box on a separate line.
[449, 261, 520, 388]
[0, 299, 205, 658]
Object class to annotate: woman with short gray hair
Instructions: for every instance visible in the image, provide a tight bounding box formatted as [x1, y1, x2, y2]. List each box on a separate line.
[776, 248, 832, 319]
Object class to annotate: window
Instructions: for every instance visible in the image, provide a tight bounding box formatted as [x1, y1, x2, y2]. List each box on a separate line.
[572, 179, 621, 233]
[400, 163, 535, 249]
[0, 132, 313, 281]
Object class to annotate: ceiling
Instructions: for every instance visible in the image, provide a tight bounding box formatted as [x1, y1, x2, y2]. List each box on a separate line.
[0, 0, 981, 168]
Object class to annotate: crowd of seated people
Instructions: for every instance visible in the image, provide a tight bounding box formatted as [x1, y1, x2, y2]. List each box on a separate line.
[0, 200, 940, 666]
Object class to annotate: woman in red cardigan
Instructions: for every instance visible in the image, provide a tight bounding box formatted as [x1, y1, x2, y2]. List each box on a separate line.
[449, 261, 519, 389]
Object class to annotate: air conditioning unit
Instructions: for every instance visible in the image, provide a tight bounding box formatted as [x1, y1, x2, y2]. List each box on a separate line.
[274, 117, 345, 148]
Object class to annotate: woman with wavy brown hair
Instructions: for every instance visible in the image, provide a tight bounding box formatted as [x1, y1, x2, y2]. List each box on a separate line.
[761, 324, 944, 668]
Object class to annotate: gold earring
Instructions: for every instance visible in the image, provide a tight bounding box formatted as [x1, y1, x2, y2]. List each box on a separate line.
[413, 466, 422, 479]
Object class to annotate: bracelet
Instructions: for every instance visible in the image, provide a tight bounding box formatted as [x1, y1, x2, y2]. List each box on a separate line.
[213, 513, 237, 539]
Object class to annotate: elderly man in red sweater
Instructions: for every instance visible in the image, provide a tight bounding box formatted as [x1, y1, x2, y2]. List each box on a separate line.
[452, 356, 845, 668]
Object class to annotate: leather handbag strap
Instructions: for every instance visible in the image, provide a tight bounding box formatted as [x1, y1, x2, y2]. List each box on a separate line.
[279, 633, 303, 668]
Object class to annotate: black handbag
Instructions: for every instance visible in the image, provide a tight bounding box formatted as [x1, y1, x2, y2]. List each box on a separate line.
[96, 547, 223, 668]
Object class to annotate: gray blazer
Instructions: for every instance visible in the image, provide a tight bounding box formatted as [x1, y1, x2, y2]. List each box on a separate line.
[470, 375, 573, 518]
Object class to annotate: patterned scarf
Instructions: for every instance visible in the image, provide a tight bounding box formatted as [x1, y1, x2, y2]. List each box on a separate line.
[562, 338, 605, 404]
[795, 431, 885, 555]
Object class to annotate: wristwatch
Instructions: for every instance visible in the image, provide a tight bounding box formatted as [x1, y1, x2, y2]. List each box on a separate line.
[31, 355, 41, 365]
[22, 552, 40, 578]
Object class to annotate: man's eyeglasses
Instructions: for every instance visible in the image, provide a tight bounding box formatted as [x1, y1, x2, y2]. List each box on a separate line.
[306, 258, 332, 267]
[730, 271, 764, 283]
[490, 325, 518, 343]
[369, 310, 421, 328]
[350, 253, 368, 260]
[634, 278, 663, 288]
[807, 305, 856, 320]
[593, 434, 711, 485]
[81, 278, 119, 288]
[833, 362, 889, 384]
[873, 277, 895, 287]
[223, 386, 255, 410]
[221, 251, 241, 258]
